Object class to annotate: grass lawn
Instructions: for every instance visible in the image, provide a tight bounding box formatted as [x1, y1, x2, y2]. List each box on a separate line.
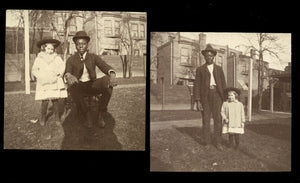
[4, 85, 145, 150]
[150, 115, 291, 171]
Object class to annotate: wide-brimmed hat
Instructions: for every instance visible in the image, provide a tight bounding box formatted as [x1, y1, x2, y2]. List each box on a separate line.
[224, 87, 241, 96]
[37, 37, 60, 48]
[201, 44, 217, 56]
[72, 31, 90, 43]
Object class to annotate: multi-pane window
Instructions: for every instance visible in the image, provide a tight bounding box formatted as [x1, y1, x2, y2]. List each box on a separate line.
[180, 47, 189, 64]
[131, 23, 138, 37]
[242, 62, 248, 72]
[134, 49, 140, 56]
[115, 20, 120, 35]
[104, 20, 112, 35]
[140, 24, 145, 39]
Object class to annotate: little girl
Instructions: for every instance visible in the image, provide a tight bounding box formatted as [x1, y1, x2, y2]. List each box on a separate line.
[221, 87, 246, 149]
[32, 37, 67, 126]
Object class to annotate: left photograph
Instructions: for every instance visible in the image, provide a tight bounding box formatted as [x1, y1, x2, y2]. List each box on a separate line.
[4, 10, 146, 150]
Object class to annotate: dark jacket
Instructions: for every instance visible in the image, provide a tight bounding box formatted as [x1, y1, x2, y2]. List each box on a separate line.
[194, 63, 227, 103]
[65, 52, 113, 81]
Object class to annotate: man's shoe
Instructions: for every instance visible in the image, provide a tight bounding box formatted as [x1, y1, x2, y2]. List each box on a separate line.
[97, 111, 105, 128]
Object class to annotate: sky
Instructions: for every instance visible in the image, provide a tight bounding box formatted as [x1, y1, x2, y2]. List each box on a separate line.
[181, 32, 291, 71]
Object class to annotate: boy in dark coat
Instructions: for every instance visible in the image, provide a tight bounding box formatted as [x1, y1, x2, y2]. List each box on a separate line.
[64, 31, 117, 128]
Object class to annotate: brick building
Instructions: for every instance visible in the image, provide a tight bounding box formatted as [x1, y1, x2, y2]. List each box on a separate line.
[151, 32, 270, 95]
[5, 11, 146, 82]
[84, 11, 147, 56]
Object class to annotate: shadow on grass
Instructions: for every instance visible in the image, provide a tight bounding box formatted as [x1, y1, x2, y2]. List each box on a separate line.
[61, 107, 122, 150]
[245, 119, 291, 141]
[175, 126, 216, 146]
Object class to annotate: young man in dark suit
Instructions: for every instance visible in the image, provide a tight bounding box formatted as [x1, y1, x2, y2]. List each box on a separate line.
[64, 31, 117, 128]
[194, 44, 227, 150]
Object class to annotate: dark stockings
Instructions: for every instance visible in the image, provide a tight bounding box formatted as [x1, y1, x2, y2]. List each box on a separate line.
[229, 134, 240, 148]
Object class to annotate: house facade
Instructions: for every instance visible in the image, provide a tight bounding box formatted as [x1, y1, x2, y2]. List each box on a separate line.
[152, 32, 271, 95]
[84, 11, 147, 56]
[5, 11, 146, 82]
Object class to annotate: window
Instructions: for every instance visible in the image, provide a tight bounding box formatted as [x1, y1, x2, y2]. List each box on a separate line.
[115, 20, 120, 35]
[104, 20, 112, 35]
[134, 49, 140, 56]
[131, 23, 138, 37]
[180, 47, 189, 64]
[140, 24, 145, 39]
[241, 62, 248, 75]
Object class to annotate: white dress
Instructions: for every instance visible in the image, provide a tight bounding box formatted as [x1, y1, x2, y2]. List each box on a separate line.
[221, 100, 245, 134]
[31, 52, 68, 100]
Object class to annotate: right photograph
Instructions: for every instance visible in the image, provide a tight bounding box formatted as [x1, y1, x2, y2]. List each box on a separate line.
[150, 32, 291, 172]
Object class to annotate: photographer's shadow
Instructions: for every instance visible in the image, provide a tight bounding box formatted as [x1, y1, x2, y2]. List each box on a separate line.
[61, 109, 122, 150]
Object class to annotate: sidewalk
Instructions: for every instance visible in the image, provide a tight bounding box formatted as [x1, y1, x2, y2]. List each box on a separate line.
[151, 104, 291, 131]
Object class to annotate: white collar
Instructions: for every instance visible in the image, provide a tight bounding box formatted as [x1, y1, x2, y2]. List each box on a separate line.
[79, 52, 87, 60]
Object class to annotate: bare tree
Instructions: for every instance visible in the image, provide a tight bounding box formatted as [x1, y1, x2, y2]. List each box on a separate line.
[29, 10, 55, 53]
[237, 33, 283, 111]
[49, 11, 86, 61]
[118, 12, 146, 78]
[10, 10, 25, 83]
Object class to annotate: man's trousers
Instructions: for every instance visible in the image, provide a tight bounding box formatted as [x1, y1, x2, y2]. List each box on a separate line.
[201, 87, 223, 145]
[67, 75, 113, 115]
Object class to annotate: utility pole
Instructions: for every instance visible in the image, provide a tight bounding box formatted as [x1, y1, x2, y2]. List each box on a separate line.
[24, 10, 30, 94]
[248, 49, 255, 121]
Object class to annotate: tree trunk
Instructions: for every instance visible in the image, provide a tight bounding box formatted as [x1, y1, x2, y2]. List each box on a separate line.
[31, 26, 36, 53]
[120, 55, 128, 78]
[257, 52, 263, 111]
[128, 54, 133, 78]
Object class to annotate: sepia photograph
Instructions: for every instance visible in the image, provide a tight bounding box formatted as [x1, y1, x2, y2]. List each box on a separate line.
[4, 9, 146, 150]
[150, 32, 291, 171]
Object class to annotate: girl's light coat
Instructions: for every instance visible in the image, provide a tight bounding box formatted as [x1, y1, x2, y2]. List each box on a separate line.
[221, 100, 245, 134]
[32, 52, 67, 100]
